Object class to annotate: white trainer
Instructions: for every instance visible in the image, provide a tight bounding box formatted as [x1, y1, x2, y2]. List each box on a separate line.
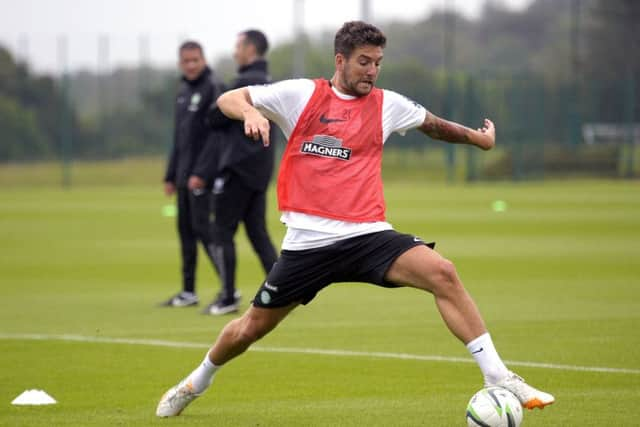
[156, 380, 200, 417]
[160, 292, 199, 307]
[489, 371, 555, 410]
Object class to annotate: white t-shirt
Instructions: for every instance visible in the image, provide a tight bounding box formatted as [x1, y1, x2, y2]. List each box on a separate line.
[248, 79, 427, 250]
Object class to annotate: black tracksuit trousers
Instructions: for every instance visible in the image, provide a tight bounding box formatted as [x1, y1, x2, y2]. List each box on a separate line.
[210, 173, 278, 302]
[176, 187, 217, 293]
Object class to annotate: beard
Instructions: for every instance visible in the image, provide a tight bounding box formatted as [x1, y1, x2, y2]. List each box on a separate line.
[341, 67, 374, 97]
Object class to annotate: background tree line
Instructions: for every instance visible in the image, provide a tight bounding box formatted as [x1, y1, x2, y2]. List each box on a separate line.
[0, 0, 637, 164]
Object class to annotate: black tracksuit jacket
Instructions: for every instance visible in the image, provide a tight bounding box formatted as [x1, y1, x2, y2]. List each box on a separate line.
[164, 67, 225, 188]
[205, 59, 275, 190]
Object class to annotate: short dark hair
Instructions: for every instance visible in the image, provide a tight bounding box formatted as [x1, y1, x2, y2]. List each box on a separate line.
[334, 21, 386, 58]
[241, 30, 269, 56]
[179, 40, 203, 56]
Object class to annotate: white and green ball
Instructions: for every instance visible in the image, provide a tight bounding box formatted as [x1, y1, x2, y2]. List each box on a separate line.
[466, 387, 523, 427]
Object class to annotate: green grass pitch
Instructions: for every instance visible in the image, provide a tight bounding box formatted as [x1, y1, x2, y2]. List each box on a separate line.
[0, 163, 639, 426]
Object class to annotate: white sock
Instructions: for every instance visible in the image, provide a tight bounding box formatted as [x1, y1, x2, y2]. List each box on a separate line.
[185, 353, 219, 394]
[466, 332, 509, 385]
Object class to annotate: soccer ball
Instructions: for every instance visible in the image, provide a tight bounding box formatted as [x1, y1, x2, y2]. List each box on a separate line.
[466, 387, 523, 427]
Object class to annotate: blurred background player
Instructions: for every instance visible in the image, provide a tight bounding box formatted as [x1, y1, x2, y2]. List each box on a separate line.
[200, 30, 279, 315]
[161, 41, 226, 307]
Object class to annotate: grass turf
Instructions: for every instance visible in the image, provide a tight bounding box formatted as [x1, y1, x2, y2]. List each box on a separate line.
[0, 161, 639, 426]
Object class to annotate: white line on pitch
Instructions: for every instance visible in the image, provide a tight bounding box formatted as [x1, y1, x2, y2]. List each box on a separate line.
[1, 332, 638, 375]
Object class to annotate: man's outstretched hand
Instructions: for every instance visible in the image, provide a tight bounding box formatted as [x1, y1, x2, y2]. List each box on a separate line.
[476, 118, 496, 150]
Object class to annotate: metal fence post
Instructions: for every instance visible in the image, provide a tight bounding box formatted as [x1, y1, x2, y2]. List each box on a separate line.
[624, 72, 636, 178]
[58, 35, 72, 188]
[464, 76, 477, 182]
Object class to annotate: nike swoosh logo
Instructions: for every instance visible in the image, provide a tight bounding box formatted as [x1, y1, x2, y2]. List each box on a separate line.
[471, 347, 484, 354]
[319, 114, 347, 124]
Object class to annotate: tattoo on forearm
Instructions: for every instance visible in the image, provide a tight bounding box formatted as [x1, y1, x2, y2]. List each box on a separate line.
[421, 118, 470, 143]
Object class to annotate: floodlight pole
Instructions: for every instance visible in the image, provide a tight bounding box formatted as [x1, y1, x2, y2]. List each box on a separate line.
[138, 35, 150, 101]
[361, 0, 372, 22]
[293, 0, 305, 78]
[17, 35, 29, 65]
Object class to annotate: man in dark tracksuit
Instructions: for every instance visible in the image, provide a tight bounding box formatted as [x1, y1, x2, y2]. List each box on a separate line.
[161, 41, 226, 307]
[201, 30, 278, 315]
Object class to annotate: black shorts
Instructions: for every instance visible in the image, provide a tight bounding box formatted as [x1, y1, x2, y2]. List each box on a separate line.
[252, 230, 435, 308]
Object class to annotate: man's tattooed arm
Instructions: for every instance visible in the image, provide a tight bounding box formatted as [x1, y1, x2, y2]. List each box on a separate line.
[418, 111, 495, 150]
